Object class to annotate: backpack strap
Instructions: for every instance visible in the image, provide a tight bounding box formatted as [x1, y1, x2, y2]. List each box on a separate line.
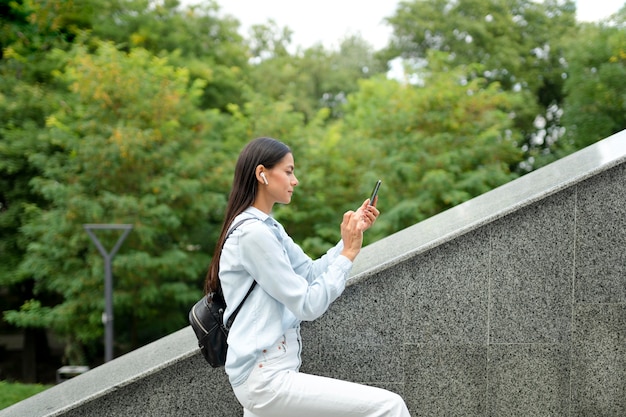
[225, 280, 256, 329]
[221, 217, 257, 330]
[224, 217, 255, 241]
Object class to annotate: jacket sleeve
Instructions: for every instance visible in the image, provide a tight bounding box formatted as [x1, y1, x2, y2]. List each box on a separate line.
[278, 228, 345, 284]
[238, 222, 352, 321]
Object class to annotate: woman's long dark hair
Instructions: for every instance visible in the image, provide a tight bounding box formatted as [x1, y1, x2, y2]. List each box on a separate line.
[204, 137, 291, 294]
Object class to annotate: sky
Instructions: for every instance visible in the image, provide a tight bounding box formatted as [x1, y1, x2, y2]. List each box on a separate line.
[198, 0, 625, 51]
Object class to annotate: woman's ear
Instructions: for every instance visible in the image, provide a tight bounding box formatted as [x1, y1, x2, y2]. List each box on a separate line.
[255, 165, 268, 185]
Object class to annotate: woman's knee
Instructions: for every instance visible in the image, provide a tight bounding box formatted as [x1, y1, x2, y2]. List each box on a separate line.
[386, 391, 410, 416]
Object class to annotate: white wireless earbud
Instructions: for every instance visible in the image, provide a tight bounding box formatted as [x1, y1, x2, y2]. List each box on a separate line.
[260, 172, 269, 185]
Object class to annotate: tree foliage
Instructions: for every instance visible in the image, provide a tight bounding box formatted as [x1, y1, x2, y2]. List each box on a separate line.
[4, 41, 228, 362]
[383, 0, 579, 168]
[85, 0, 250, 111]
[247, 28, 387, 122]
[559, 16, 626, 156]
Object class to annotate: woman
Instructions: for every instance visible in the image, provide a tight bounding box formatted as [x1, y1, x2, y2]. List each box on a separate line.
[206, 137, 411, 416]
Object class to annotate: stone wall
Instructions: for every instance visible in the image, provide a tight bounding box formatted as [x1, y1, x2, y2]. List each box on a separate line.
[2, 130, 625, 417]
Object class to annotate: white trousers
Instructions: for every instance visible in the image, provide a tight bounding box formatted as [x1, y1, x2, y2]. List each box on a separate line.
[232, 328, 411, 417]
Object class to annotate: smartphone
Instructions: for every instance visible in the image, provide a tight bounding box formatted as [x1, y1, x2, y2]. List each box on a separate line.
[369, 180, 382, 205]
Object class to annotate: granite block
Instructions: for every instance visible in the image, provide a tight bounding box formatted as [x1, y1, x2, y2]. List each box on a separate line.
[404, 344, 487, 417]
[304, 271, 405, 346]
[575, 164, 626, 303]
[403, 229, 490, 344]
[571, 304, 626, 417]
[487, 343, 570, 417]
[301, 340, 404, 384]
[301, 284, 364, 344]
[490, 191, 576, 344]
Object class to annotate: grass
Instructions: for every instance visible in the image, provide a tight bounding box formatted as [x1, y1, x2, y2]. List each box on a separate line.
[0, 380, 53, 410]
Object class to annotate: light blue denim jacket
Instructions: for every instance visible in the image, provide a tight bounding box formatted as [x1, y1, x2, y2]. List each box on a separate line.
[220, 206, 352, 387]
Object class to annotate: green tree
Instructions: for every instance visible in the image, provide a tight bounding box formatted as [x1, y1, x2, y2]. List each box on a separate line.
[0, 0, 97, 381]
[383, 0, 578, 169]
[319, 35, 389, 118]
[89, 0, 250, 111]
[246, 25, 387, 122]
[3, 42, 227, 363]
[558, 14, 626, 158]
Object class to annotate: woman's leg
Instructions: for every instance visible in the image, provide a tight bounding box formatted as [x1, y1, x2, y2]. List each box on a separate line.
[233, 328, 410, 417]
[256, 370, 410, 417]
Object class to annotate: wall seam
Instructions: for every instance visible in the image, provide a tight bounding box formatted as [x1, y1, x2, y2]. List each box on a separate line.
[486, 223, 493, 415]
[569, 184, 579, 417]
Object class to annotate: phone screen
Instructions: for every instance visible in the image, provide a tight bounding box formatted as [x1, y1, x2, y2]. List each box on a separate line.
[370, 180, 382, 204]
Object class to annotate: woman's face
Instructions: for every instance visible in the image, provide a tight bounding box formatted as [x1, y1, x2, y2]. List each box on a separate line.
[265, 153, 298, 205]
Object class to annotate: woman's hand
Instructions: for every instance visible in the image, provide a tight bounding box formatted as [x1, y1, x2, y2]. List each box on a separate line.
[340, 200, 380, 261]
[340, 210, 363, 261]
[356, 198, 379, 232]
